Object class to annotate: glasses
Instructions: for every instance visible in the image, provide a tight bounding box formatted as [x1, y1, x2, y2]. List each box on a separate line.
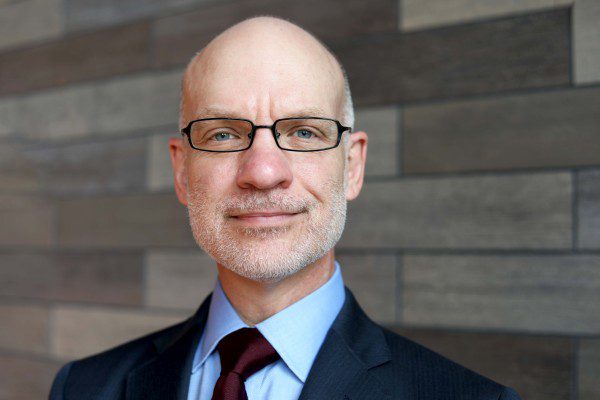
[181, 117, 351, 152]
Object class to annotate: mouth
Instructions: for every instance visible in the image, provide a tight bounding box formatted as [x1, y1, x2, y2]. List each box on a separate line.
[229, 210, 302, 226]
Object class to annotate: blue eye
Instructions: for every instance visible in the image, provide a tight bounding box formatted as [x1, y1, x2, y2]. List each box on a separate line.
[213, 132, 234, 141]
[294, 129, 314, 139]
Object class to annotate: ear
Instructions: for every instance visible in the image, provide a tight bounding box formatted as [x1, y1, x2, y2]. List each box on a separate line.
[345, 131, 368, 201]
[169, 137, 189, 206]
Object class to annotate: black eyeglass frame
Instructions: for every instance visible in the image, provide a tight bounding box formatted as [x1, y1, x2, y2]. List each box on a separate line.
[180, 116, 352, 153]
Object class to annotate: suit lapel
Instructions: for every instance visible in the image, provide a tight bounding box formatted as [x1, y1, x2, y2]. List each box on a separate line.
[298, 288, 392, 400]
[125, 294, 211, 400]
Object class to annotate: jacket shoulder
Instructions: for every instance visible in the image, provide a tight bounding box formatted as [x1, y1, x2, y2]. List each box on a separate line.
[50, 319, 188, 400]
[379, 327, 521, 400]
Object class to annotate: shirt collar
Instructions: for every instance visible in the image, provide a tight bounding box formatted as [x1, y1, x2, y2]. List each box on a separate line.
[192, 261, 346, 383]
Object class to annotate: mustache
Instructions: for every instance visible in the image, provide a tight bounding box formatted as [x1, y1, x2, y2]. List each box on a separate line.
[219, 192, 314, 215]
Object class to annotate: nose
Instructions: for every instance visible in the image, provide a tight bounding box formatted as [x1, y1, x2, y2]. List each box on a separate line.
[235, 127, 293, 190]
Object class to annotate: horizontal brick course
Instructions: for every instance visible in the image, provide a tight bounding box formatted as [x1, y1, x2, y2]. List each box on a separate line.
[93, 71, 180, 135]
[341, 172, 571, 250]
[574, 0, 600, 84]
[0, 22, 151, 96]
[0, 144, 42, 193]
[0, 354, 62, 400]
[337, 9, 570, 106]
[1, 137, 148, 195]
[0, 303, 49, 355]
[146, 132, 177, 191]
[401, 0, 572, 31]
[52, 306, 186, 359]
[577, 170, 600, 249]
[24, 136, 147, 195]
[0, 99, 18, 137]
[18, 84, 97, 140]
[58, 193, 194, 248]
[579, 338, 600, 400]
[3, 70, 181, 141]
[355, 106, 399, 177]
[0, 251, 144, 305]
[65, 0, 209, 32]
[402, 254, 600, 334]
[403, 87, 600, 173]
[0, 0, 64, 51]
[0, 195, 55, 247]
[145, 250, 217, 310]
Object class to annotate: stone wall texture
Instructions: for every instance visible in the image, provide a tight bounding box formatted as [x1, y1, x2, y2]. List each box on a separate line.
[0, 0, 598, 399]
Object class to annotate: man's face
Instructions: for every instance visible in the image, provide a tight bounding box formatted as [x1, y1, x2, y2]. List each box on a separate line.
[171, 21, 365, 282]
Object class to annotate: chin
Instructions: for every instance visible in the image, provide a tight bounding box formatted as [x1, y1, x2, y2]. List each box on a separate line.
[219, 238, 324, 281]
[235, 224, 292, 240]
[193, 226, 337, 282]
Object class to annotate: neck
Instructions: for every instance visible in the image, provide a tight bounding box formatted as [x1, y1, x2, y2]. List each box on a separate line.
[216, 250, 336, 326]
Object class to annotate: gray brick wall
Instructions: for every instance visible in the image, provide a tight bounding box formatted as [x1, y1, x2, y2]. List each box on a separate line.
[0, 1, 598, 399]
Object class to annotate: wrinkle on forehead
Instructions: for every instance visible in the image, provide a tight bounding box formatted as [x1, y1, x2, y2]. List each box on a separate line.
[180, 16, 345, 127]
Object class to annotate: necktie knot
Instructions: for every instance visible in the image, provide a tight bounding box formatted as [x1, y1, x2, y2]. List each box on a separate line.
[212, 328, 280, 400]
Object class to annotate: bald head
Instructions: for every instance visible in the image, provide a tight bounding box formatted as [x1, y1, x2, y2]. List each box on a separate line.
[179, 16, 353, 132]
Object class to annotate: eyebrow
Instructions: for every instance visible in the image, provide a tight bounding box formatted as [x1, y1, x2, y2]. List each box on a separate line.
[193, 106, 332, 120]
[284, 107, 330, 118]
[194, 106, 240, 119]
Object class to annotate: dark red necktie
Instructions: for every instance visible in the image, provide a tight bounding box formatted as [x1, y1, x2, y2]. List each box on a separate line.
[211, 328, 280, 400]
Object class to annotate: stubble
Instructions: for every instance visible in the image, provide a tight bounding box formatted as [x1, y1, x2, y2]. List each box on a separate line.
[186, 176, 347, 282]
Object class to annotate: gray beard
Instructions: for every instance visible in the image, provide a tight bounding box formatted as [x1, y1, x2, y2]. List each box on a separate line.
[186, 179, 347, 282]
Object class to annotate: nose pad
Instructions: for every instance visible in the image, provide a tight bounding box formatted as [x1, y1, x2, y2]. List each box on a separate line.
[236, 127, 293, 190]
[248, 126, 280, 148]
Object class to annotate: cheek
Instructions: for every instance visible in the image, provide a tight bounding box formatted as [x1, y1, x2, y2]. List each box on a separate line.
[292, 152, 345, 200]
[186, 155, 236, 198]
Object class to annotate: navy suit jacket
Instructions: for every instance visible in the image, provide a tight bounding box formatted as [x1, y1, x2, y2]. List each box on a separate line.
[49, 288, 521, 400]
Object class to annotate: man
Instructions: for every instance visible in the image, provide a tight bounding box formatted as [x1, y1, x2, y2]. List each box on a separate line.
[49, 16, 521, 400]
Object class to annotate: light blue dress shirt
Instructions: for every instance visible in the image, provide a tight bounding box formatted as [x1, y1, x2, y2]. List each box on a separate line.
[187, 261, 346, 400]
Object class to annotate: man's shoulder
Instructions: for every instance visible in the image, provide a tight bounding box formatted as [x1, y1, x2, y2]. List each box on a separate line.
[377, 326, 520, 399]
[329, 288, 521, 399]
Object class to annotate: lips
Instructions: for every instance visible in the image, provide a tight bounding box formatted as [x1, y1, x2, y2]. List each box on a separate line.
[232, 211, 297, 218]
[229, 210, 301, 226]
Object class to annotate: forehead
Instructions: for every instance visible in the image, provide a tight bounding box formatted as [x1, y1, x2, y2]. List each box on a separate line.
[194, 105, 332, 120]
[183, 23, 343, 120]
